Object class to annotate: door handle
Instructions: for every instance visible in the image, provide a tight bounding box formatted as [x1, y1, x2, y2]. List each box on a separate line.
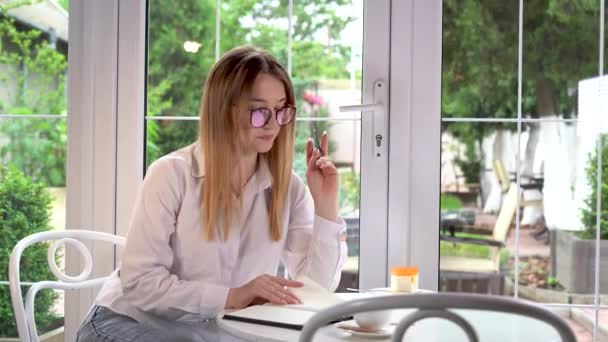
[338, 80, 387, 158]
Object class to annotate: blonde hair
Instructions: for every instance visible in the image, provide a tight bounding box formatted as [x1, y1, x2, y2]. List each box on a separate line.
[200, 46, 296, 241]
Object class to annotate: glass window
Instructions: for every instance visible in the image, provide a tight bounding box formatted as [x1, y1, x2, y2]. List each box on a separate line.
[441, 1, 518, 120]
[146, 0, 364, 290]
[440, 0, 606, 339]
[0, 1, 68, 338]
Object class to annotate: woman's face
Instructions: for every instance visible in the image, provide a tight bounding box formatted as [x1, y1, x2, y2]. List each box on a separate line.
[239, 73, 287, 155]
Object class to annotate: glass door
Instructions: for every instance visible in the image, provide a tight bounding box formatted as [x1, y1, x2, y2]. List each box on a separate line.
[404, 0, 608, 340]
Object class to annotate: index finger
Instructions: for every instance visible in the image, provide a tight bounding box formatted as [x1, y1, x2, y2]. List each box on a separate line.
[321, 131, 329, 157]
[306, 138, 314, 162]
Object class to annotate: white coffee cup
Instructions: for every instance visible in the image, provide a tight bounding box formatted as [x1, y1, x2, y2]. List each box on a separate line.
[353, 310, 392, 330]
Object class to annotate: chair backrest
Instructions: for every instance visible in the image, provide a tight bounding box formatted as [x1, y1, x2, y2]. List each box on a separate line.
[492, 183, 518, 243]
[488, 183, 518, 266]
[299, 293, 576, 342]
[494, 159, 511, 193]
[9, 230, 126, 342]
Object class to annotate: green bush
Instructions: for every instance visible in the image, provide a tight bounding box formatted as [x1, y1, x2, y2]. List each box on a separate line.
[440, 194, 463, 210]
[0, 107, 67, 187]
[339, 171, 360, 216]
[580, 137, 608, 240]
[0, 15, 68, 187]
[0, 167, 58, 337]
[445, 123, 484, 185]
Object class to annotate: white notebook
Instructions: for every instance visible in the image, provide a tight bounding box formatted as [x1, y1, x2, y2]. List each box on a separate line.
[221, 276, 346, 330]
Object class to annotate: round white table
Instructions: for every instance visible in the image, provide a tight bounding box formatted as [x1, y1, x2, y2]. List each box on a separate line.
[217, 293, 564, 342]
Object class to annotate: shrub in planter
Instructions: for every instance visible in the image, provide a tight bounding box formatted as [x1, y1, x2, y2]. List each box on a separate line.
[580, 138, 608, 240]
[0, 167, 58, 337]
[552, 138, 608, 293]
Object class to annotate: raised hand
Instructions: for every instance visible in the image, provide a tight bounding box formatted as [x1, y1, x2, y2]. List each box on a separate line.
[306, 131, 339, 222]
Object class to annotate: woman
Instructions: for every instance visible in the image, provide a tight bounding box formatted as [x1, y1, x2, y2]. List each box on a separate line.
[76, 46, 347, 341]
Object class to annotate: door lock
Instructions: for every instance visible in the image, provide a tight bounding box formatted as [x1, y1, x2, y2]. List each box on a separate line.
[338, 80, 387, 159]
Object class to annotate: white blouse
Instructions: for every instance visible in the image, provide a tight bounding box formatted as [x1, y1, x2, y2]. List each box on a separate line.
[94, 143, 347, 327]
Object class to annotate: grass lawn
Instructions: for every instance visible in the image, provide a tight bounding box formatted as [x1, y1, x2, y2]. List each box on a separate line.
[440, 232, 511, 268]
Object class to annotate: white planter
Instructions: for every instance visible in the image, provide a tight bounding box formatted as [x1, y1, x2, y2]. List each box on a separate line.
[552, 230, 608, 293]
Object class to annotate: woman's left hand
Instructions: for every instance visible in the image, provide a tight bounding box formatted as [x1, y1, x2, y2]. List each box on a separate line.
[306, 131, 339, 222]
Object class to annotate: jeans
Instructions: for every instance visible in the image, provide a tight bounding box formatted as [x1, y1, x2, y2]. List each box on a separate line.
[76, 305, 246, 342]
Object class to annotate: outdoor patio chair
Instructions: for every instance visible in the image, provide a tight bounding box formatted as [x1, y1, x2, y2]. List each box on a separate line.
[494, 159, 549, 243]
[440, 183, 517, 275]
[494, 159, 543, 207]
[441, 159, 541, 238]
[439, 182, 519, 294]
[299, 293, 576, 342]
[9, 230, 125, 342]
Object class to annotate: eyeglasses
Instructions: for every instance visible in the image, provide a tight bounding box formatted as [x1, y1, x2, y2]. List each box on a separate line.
[249, 105, 296, 128]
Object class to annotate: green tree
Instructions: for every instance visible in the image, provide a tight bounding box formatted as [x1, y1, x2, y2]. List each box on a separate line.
[220, 0, 354, 79]
[146, 0, 355, 163]
[146, 0, 360, 213]
[0, 15, 68, 187]
[442, 0, 607, 183]
[443, 0, 605, 119]
[146, 0, 360, 212]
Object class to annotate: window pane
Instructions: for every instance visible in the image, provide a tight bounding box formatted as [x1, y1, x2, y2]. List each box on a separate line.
[146, 119, 198, 167]
[147, 0, 217, 118]
[442, 1, 518, 119]
[514, 121, 598, 305]
[0, 118, 67, 337]
[0, 118, 67, 187]
[439, 121, 517, 296]
[441, 0, 608, 313]
[146, 0, 364, 291]
[291, 0, 363, 290]
[0, 1, 68, 337]
[295, 118, 361, 290]
[522, 2, 600, 120]
[221, 0, 288, 66]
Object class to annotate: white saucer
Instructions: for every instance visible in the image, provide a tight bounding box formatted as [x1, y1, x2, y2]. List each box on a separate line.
[333, 322, 394, 338]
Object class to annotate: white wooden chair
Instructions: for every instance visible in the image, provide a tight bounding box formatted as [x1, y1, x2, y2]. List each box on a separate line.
[9, 230, 125, 342]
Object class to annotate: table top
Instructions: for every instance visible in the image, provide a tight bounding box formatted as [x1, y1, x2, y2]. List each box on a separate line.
[216, 293, 563, 342]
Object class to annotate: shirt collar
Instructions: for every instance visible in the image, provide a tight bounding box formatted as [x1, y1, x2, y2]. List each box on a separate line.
[190, 142, 273, 193]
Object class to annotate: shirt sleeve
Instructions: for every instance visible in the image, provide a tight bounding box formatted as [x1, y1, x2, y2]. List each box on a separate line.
[281, 174, 348, 291]
[119, 157, 229, 320]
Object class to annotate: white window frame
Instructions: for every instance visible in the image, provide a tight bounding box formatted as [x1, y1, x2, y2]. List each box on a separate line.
[357, 0, 391, 290]
[65, 1, 120, 340]
[387, 0, 442, 290]
[64, 0, 145, 339]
